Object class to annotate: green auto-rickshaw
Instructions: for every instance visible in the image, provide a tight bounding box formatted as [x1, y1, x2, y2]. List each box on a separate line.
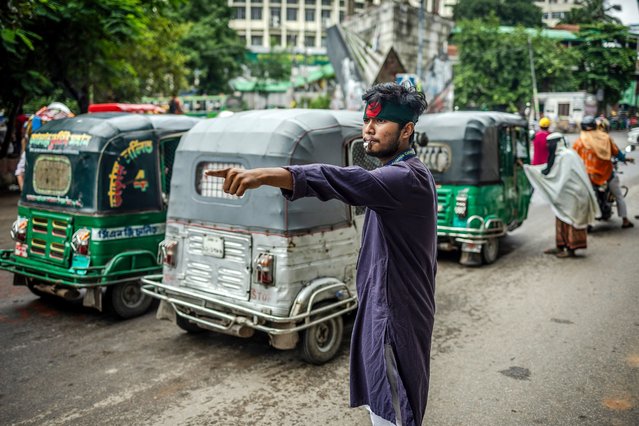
[0, 113, 199, 317]
[414, 111, 533, 266]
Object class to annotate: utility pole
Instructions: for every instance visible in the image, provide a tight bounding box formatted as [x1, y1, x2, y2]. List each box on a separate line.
[416, 0, 425, 80]
[527, 36, 539, 122]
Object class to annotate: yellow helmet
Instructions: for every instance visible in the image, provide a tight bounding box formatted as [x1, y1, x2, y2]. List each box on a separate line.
[539, 117, 550, 128]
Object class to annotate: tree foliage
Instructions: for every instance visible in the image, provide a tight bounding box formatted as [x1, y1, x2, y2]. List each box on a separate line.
[0, 0, 244, 157]
[453, 19, 580, 112]
[178, 0, 246, 94]
[574, 23, 635, 107]
[452, 0, 542, 27]
[561, 0, 622, 25]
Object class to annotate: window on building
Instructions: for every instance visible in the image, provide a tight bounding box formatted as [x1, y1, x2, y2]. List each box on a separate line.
[251, 7, 263, 20]
[558, 103, 570, 117]
[542, 13, 549, 19]
[234, 7, 246, 19]
[287, 7, 297, 20]
[251, 35, 263, 46]
[551, 11, 563, 19]
[286, 33, 298, 47]
[305, 8, 315, 21]
[339, 11, 344, 21]
[321, 36, 326, 47]
[321, 9, 331, 19]
[322, 0, 331, 5]
[306, 0, 315, 4]
[305, 34, 315, 47]
[287, 0, 297, 3]
[270, 8, 281, 26]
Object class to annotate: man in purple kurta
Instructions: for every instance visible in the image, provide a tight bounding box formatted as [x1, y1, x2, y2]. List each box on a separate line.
[206, 83, 437, 426]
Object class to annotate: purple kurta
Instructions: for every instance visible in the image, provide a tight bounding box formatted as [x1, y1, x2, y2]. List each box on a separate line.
[283, 156, 437, 425]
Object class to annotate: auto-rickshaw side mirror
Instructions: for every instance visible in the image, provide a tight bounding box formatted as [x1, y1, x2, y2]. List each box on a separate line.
[625, 145, 635, 153]
[416, 132, 429, 147]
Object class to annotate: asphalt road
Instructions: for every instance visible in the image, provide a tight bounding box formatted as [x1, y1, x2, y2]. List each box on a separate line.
[0, 132, 637, 426]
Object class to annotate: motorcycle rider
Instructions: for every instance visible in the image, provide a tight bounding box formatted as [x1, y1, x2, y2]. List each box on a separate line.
[573, 115, 635, 228]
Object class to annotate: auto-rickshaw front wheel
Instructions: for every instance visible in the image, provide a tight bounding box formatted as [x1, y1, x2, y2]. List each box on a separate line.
[481, 238, 500, 264]
[107, 281, 153, 319]
[301, 305, 344, 365]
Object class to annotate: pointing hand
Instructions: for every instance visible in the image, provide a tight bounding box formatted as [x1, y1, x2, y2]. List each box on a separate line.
[204, 168, 263, 197]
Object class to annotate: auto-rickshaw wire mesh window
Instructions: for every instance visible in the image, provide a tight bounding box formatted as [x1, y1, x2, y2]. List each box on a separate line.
[416, 143, 452, 173]
[196, 162, 245, 199]
[349, 139, 380, 215]
[33, 155, 72, 196]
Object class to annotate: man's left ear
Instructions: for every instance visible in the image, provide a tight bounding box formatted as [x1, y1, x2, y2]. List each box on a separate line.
[401, 122, 415, 142]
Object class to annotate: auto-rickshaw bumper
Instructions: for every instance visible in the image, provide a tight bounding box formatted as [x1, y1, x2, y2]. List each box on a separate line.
[0, 249, 161, 287]
[141, 274, 358, 337]
[437, 215, 506, 242]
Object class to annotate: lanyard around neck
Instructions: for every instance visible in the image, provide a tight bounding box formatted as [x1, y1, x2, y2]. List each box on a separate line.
[385, 148, 416, 166]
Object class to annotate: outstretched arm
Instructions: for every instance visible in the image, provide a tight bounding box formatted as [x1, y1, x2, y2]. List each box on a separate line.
[204, 167, 293, 197]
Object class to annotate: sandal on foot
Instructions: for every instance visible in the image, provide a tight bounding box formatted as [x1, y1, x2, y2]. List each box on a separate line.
[556, 249, 575, 258]
[622, 221, 634, 229]
[544, 248, 562, 255]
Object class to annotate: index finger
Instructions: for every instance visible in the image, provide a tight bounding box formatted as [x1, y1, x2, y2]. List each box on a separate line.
[204, 168, 229, 178]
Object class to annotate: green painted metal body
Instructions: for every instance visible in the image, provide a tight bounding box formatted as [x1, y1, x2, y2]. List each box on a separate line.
[0, 207, 164, 287]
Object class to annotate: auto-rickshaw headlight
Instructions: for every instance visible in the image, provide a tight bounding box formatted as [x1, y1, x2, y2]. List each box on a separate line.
[71, 228, 91, 255]
[454, 191, 468, 218]
[255, 253, 275, 285]
[10, 217, 28, 242]
[158, 240, 178, 267]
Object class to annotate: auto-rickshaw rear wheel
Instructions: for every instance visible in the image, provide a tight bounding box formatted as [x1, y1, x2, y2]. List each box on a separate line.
[481, 238, 500, 264]
[301, 303, 344, 365]
[107, 281, 153, 319]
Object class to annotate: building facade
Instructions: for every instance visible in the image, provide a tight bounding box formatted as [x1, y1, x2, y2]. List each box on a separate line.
[535, 0, 579, 27]
[229, 0, 456, 52]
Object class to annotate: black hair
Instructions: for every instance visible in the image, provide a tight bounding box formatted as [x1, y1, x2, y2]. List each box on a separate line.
[362, 82, 428, 145]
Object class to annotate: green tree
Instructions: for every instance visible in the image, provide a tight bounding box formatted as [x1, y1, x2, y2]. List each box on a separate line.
[574, 22, 635, 108]
[561, 0, 622, 25]
[453, 19, 580, 111]
[178, 0, 246, 94]
[0, 0, 188, 156]
[452, 0, 542, 27]
[1, 0, 58, 156]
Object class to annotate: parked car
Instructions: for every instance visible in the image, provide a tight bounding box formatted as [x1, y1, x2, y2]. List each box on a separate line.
[0, 113, 199, 318]
[141, 109, 366, 364]
[414, 111, 533, 266]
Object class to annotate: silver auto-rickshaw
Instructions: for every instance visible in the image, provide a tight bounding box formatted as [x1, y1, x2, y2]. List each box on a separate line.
[141, 109, 378, 364]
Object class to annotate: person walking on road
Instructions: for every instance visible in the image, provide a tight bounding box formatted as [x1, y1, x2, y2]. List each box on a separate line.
[573, 116, 635, 228]
[524, 132, 599, 258]
[531, 117, 551, 165]
[205, 82, 436, 426]
[168, 94, 184, 114]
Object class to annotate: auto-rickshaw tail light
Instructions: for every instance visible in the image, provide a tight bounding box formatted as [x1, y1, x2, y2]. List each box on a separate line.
[71, 228, 91, 255]
[256, 253, 275, 285]
[159, 240, 178, 267]
[10, 217, 28, 242]
[454, 191, 468, 218]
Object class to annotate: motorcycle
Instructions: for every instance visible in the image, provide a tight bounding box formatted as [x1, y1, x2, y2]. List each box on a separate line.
[593, 158, 629, 221]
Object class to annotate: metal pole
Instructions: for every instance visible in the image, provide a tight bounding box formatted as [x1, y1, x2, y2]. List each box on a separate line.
[527, 36, 539, 121]
[416, 0, 425, 80]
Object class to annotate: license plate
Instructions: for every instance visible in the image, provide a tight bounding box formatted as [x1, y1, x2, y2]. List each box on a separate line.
[71, 254, 91, 275]
[203, 235, 224, 258]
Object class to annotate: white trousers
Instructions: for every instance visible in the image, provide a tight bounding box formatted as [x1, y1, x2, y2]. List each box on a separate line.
[367, 407, 397, 426]
[609, 175, 628, 218]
